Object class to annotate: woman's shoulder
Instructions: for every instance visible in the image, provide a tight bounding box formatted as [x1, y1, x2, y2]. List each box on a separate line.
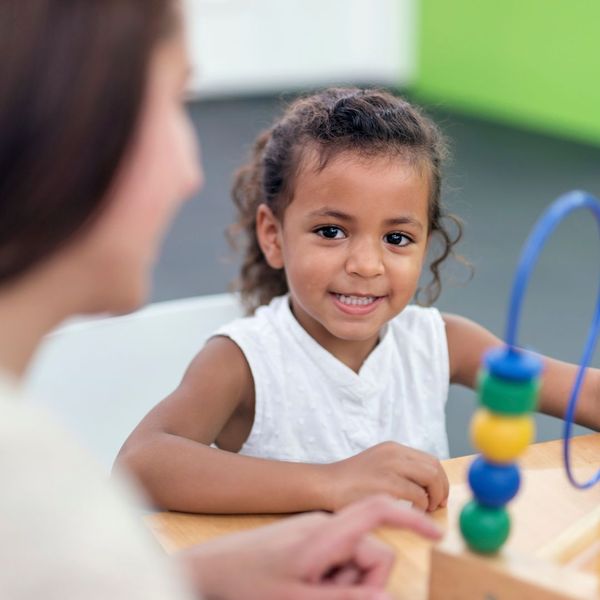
[0, 394, 193, 599]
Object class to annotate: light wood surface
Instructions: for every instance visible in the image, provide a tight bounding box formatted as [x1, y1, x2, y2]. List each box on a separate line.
[145, 434, 600, 599]
[429, 533, 598, 600]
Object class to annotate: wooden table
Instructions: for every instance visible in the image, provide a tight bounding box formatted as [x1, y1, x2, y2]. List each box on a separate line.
[146, 434, 600, 599]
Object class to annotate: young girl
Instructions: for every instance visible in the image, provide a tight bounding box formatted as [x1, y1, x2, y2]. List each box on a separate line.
[117, 87, 600, 515]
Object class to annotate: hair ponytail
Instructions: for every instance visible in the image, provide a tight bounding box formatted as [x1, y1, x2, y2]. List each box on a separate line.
[229, 130, 288, 313]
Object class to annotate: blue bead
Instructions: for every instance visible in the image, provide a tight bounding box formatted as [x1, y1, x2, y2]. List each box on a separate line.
[484, 347, 543, 382]
[468, 455, 521, 507]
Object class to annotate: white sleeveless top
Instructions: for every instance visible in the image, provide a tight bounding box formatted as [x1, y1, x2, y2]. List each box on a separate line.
[214, 295, 450, 463]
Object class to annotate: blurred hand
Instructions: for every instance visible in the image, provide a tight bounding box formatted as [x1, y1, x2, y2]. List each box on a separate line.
[180, 495, 442, 600]
[325, 442, 449, 512]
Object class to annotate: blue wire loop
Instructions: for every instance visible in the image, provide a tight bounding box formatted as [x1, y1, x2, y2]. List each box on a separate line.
[505, 190, 600, 489]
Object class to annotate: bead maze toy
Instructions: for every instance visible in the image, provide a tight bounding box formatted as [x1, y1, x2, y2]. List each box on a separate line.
[429, 191, 600, 599]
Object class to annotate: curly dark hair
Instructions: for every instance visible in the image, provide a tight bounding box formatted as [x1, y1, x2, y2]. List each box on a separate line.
[229, 87, 465, 314]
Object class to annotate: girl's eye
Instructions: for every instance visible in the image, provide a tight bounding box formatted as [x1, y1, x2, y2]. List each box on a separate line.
[315, 226, 346, 240]
[385, 232, 412, 247]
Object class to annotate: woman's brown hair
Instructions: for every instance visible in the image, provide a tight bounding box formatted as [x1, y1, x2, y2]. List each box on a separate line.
[230, 87, 464, 314]
[0, 0, 175, 283]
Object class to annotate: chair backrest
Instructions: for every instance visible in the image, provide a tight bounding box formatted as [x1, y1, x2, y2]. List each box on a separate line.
[25, 293, 243, 472]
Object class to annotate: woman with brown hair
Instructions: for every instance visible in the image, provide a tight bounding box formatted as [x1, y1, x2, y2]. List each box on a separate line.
[0, 1, 439, 599]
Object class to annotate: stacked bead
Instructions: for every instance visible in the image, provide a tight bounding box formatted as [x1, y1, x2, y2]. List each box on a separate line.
[459, 347, 542, 554]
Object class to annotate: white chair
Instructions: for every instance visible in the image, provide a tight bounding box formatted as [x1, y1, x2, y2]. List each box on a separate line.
[25, 293, 243, 472]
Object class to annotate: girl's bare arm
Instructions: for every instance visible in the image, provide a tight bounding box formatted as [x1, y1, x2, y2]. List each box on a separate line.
[115, 336, 330, 513]
[444, 313, 600, 430]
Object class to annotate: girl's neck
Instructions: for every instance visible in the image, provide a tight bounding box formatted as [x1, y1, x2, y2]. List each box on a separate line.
[319, 335, 380, 373]
[289, 299, 380, 373]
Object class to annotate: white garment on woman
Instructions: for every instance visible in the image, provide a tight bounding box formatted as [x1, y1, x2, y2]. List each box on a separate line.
[214, 294, 450, 463]
[0, 373, 194, 600]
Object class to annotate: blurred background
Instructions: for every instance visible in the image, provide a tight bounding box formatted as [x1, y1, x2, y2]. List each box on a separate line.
[154, 0, 600, 456]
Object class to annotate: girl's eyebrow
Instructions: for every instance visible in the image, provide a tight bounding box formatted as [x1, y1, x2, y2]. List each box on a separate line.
[307, 209, 353, 221]
[384, 216, 424, 230]
[307, 208, 424, 230]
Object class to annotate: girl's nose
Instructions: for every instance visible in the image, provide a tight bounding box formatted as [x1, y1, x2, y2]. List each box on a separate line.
[345, 238, 384, 278]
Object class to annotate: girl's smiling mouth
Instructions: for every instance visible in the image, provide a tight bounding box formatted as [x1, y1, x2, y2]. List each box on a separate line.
[330, 292, 385, 315]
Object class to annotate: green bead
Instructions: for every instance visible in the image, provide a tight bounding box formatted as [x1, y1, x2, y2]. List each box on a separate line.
[459, 500, 510, 554]
[477, 370, 540, 415]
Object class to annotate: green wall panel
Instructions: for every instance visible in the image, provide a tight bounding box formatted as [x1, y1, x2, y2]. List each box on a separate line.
[414, 1, 600, 146]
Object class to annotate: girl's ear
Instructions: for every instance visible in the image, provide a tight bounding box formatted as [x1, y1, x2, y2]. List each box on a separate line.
[256, 204, 284, 269]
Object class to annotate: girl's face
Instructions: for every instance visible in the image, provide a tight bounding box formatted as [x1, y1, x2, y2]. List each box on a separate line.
[71, 22, 203, 314]
[258, 151, 430, 353]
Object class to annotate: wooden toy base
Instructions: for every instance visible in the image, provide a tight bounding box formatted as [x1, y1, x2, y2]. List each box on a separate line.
[429, 506, 600, 600]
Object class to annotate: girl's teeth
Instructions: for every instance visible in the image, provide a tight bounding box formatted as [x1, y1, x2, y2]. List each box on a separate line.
[336, 294, 376, 306]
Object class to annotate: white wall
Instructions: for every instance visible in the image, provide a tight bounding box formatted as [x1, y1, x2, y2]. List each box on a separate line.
[183, 0, 416, 97]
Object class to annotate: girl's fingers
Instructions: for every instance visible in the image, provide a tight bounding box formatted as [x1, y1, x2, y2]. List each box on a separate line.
[395, 479, 429, 511]
[398, 459, 448, 512]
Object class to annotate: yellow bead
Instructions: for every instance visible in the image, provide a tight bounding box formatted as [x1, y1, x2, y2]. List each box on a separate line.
[471, 409, 534, 462]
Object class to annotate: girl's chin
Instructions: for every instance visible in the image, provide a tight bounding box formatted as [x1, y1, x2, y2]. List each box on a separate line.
[324, 323, 382, 344]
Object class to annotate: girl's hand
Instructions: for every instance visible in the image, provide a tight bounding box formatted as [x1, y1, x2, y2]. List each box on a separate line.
[180, 495, 442, 600]
[325, 442, 449, 512]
